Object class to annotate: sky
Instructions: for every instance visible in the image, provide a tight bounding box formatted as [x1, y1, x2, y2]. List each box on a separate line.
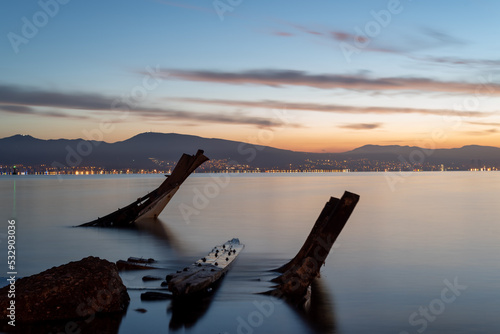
[1, 0, 500, 152]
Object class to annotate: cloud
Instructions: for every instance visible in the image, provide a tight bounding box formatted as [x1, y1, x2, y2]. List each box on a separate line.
[0, 105, 36, 114]
[0, 84, 294, 128]
[466, 121, 500, 127]
[465, 128, 498, 136]
[271, 31, 294, 37]
[339, 123, 382, 130]
[130, 107, 292, 128]
[269, 23, 392, 52]
[161, 69, 500, 95]
[328, 30, 371, 44]
[0, 84, 112, 110]
[271, 22, 485, 69]
[174, 97, 493, 118]
[420, 27, 466, 46]
[289, 24, 324, 36]
[414, 55, 500, 67]
[0, 104, 88, 119]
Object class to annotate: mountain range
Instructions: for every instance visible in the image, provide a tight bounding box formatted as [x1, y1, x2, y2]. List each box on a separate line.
[1, 132, 499, 170]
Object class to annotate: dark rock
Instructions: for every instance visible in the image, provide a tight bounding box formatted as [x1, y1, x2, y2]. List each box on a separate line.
[0, 256, 129, 323]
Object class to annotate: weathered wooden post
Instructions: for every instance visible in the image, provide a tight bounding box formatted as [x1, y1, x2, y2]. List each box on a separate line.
[79, 150, 209, 227]
[269, 191, 360, 306]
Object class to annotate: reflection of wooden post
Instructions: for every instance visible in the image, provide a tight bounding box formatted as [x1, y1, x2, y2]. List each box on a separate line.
[79, 150, 208, 227]
[270, 191, 359, 306]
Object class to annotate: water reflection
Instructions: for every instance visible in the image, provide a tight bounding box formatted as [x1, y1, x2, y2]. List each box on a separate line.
[134, 218, 184, 253]
[134, 217, 225, 330]
[1, 312, 126, 334]
[301, 278, 337, 334]
[167, 279, 223, 330]
[263, 276, 337, 334]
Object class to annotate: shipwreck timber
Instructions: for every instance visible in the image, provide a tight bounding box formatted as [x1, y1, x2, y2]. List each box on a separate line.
[79, 150, 208, 227]
[269, 191, 360, 306]
[167, 238, 244, 296]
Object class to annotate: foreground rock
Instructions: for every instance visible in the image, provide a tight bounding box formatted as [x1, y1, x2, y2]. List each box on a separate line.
[0, 256, 129, 323]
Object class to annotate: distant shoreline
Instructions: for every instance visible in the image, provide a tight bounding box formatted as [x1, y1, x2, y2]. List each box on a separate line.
[1, 169, 498, 177]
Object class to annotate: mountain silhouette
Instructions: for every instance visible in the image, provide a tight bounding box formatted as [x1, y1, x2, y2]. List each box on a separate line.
[0, 133, 499, 170]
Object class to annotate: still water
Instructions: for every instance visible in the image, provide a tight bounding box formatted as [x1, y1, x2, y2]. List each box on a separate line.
[0, 172, 499, 333]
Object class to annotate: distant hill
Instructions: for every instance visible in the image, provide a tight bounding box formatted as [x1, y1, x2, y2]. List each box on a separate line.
[0, 133, 323, 170]
[0, 132, 499, 170]
[339, 144, 500, 166]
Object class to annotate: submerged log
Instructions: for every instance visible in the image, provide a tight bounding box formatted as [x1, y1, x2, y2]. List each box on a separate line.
[79, 150, 209, 227]
[269, 191, 359, 306]
[167, 238, 244, 296]
[116, 259, 160, 271]
[128, 257, 156, 264]
[142, 275, 163, 281]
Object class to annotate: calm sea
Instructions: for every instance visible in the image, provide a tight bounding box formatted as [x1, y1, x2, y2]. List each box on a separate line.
[0, 172, 499, 334]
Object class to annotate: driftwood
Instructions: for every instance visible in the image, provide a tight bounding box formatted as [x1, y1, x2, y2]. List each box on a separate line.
[142, 275, 163, 282]
[79, 150, 208, 227]
[167, 238, 244, 296]
[128, 257, 156, 264]
[269, 191, 359, 306]
[115, 259, 160, 271]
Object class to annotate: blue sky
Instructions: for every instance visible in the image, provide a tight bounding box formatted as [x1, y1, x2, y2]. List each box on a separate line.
[1, 0, 499, 152]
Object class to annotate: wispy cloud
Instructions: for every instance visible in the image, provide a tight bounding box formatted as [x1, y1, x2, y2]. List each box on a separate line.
[0, 104, 89, 119]
[0, 84, 112, 110]
[270, 31, 294, 37]
[174, 97, 493, 118]
[269, 24, 392, 52]
[270, 22, 496, 69]
[288, 23, 324, 36]
[0, 105, 36, 114]
[131, 107, 290, 127]
[339, 123, 382, 130]
[160, 69, 500, 95]
[413, 55, 500, 67]
[465, 128, 498, 136]
[0, 84, 292, 128]
[466, 121, 500, 127]
[419, 27, 466, 47]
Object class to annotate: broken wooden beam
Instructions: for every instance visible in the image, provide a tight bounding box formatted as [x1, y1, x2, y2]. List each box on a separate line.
[167, 238, 244, 296]
[269, 191, 359, 306]
[79, 150, 209, 227]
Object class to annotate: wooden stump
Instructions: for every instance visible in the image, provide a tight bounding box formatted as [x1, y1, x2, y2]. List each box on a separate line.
[270, 191, 360, 306]
[79, 150, 208, 227]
